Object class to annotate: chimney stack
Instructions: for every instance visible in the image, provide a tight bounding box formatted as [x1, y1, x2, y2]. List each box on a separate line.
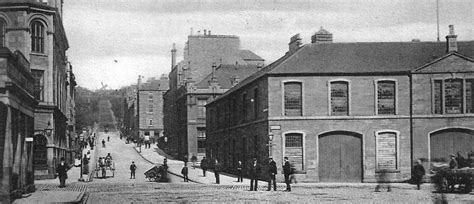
[211, 62, 217, 83]
[446, 25, 458, 52]
[311, 26, 333, 43]
[288, 34, 302, 53]
[231, 75, 240, 87]
[208, 30, 211, 35]
[171, 43, 176, 69]
[204, 29, 207, 35]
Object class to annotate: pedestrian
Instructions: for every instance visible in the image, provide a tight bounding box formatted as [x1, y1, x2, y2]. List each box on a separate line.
[249, 158, 260, 191]
[267, 158, 277, 191]
[283, 157, 292, 192]
[236, 160, 243, 182]
[449, 154, 458, 169]
[56, 157, 71, 187]
[412, 159, 425, 190]
[82, 153, 89, 174]
[102, 139, 106, 148]
[181, 162, 189, 182]
[107, 135, 110, 142]
[201, 157, 207, 177]
[214, 159, 221, 184]
[191, 154, 197, 169]
[130, 161, 137, 179]
[456, 151, 467, 168]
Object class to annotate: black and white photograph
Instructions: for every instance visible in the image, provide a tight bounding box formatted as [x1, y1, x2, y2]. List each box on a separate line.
[0, 0, 473, 203]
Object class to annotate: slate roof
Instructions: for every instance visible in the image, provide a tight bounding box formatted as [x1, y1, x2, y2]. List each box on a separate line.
[239, 50, 265, 61]
[196, 64, 260, 89]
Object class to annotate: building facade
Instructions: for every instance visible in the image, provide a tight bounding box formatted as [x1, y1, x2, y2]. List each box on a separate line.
[206, 26, 474, 183]
[163, 31, 264, 161]
[0, 48, 37, 202]
[0, 0, 74, 179]
[137, 75, 169, 142]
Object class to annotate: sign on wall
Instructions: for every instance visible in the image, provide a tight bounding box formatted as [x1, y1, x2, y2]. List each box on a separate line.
[376, 131, 398, 170]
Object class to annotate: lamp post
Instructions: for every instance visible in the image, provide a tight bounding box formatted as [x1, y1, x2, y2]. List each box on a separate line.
[164, 136, 168, 155]
[267, 133, 274, 157]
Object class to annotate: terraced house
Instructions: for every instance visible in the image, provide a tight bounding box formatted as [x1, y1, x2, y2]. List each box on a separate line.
[206, 26, 474, 183]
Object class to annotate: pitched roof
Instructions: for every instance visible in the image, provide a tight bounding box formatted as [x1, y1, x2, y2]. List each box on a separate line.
[270, 41, 474, 74]
[239, 50, 264, 61]
[196, 64, 260, 89]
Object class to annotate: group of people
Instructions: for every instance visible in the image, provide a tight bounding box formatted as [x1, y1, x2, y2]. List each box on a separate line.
[449, 151, 474, 169]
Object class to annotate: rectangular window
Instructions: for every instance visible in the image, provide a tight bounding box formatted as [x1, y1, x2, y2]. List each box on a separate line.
[148, 93, 153, 102]
[467, 79, 474, 113]
[376, 131, 398, 170]
[284, 82, 302, 116]
[0, 20, 5, 47]
[377, 81, 396, 114]
[444, 79, 463, 114]
[285, 133, 303, 172]
[197, 128, 206, 153]
[331, 81, 348, 115]
[434, 80, 443, 114]
[253, 88, 259, 119]
[31, 70, 44, 101]
[197, 99, 207, 119]
[242, 93, 248, 121]
[148, 104, 153, 113]
[148, 119, 153, 126]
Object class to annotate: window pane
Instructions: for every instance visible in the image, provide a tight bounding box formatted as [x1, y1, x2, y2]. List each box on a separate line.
[31, 70, 44, 101]
[31, 21, 45, 53]
[434, 80, 442, 114]
[331, 81, 348, 115]
[197, 99, 207, 118]
[284, 82, 302, 116]
[444, 79, 462, 114]
[0, 20, 5, 47]
[377, 81, 396, 115]
[285, 133, 303, 171]
[467, 79, 474, 113]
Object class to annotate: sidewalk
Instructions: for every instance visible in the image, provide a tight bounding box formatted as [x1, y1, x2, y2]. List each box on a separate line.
[13, 130, 98, 204]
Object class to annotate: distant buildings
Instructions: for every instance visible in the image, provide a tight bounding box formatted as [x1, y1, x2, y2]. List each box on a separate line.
[163, 31, 264, 161]
[206, 26, 474, 183]
[0, 0, 75, 200]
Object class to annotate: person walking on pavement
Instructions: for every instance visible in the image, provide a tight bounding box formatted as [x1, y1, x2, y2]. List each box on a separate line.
[191, 154, 197, 169]
[236, 160, 243, 182]
[249, 158, 261, 191]
[267, 158, 277, 191]
[102, 139, 106, 148]
[181, 162, 189, 182]
[56, 157, 71, 188]
[412, 159, 425, 190]
[107, 135, 110, 142]
[130, 161, 137, 179]
[201, 157, 207, 177]
[214, 159, 221, 184]
[82, 153, 89, 174]
[283, 157, 292, 192]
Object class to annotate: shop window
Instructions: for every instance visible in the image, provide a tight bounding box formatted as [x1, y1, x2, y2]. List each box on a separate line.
[330, 81, 349, 115]
[285, 133, 304, 172]
[377, 80, 396, 115]
[284, 82, 302, 116]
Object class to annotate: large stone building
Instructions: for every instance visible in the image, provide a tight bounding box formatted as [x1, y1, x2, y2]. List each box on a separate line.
[0, 48, 37, 202]
[137, 75, 169, 142]
[0, 0, 74, 179]
[163, 31, 264, 161]
[206, 26, 474, 183]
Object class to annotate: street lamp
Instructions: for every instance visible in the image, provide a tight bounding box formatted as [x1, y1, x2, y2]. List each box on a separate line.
[267, 133, 274, 157]
[44, 122, 53, 137]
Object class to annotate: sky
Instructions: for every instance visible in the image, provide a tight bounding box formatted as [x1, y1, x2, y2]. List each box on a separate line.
[62, 0, 473, 90]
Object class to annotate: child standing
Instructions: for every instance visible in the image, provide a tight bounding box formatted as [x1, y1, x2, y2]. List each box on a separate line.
[181, 162, 189, 182]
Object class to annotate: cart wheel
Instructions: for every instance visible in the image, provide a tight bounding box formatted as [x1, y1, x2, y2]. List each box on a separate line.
[149, 177, 155, 182]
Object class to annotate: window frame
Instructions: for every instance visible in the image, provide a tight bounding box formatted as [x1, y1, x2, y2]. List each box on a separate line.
[30, 20, 46, 53]
[374, 79, 398, 115]
[0, 19, 6, 47]
[31, 69, 44, 101]
[197, 98, 207, 119]
[431, 77, 474, 114]
[328, 79, 351, 116]
[283, 131, 306, 173]
[281, 80, 303, 116]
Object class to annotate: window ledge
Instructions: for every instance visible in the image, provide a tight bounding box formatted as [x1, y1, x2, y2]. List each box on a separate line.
[30, 52, 48, 57]
[375, 169, 400, 173]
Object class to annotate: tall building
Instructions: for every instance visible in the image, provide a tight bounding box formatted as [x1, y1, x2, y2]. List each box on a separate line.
[206, 26, 474, 183]
[163, 30, 264, 161]
[0, 0, 74, 180]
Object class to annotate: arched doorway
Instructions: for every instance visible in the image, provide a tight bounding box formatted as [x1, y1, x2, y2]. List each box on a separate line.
[430, 128, 474, 162]
[33, 134, 48, 169]
[318, 131, 362, 182]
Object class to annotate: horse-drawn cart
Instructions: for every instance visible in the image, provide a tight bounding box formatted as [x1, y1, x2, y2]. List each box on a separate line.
[432, 163, 473, 193]
[95, 157, 115, 178]
[144, 165, 168, 182]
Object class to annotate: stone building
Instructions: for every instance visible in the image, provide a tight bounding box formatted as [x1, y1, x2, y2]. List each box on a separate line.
[206, 26, 474, 183]
[0, 48, 37, 202]
[137, 75, 169, 142]
[0, 0, 74, 179]
[65, 63, 77, 160]
[163, 31, 264, 161]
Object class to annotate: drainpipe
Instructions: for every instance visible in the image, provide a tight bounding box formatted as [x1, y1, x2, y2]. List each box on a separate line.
[409, 73, 414, 172]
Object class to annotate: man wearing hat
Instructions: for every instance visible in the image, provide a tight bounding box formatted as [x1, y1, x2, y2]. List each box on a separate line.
[249, 158, 261, 191]
[449, 154, 458, 169]
[267, 157, 277, 191]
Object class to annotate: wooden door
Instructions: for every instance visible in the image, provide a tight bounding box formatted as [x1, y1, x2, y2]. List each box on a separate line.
[319, 132, 362, 182]
[430, 129, 474, 162]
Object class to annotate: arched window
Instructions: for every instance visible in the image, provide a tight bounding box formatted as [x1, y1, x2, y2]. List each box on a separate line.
[31, 20, 45, 53]
[0, 19, 5, 47]
[285, 133, 304, 172]
[377, 80, 396, 115]
[330, 81, 349, 115]
[284, 82, 302, 116]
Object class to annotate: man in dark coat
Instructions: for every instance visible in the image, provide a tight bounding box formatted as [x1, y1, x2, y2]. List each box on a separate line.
[56, 157, 71, 187]
[249, 158, 261, 191]
[283, 157, 292, 192]
[130, 161, 137, 179]
[236, 160, 243, 182]
[201, 157, 207, 177]
[267, 158, 277, 191]
[214, 159, 221, 184]
[181, 162, 189, 182]
[412, 159, 425, 190]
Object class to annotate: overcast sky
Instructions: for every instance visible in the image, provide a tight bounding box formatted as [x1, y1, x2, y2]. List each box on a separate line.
[63, 0, 473, 90]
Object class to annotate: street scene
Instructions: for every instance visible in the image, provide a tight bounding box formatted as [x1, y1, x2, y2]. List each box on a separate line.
[1, 0, 473, 203]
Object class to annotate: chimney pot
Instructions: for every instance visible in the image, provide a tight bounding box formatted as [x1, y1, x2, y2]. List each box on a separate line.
[209, 30, 211, 35]
[288, 33, 302, 53]
[446, 25, 458, 52]
[312, 26, 333, 43]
